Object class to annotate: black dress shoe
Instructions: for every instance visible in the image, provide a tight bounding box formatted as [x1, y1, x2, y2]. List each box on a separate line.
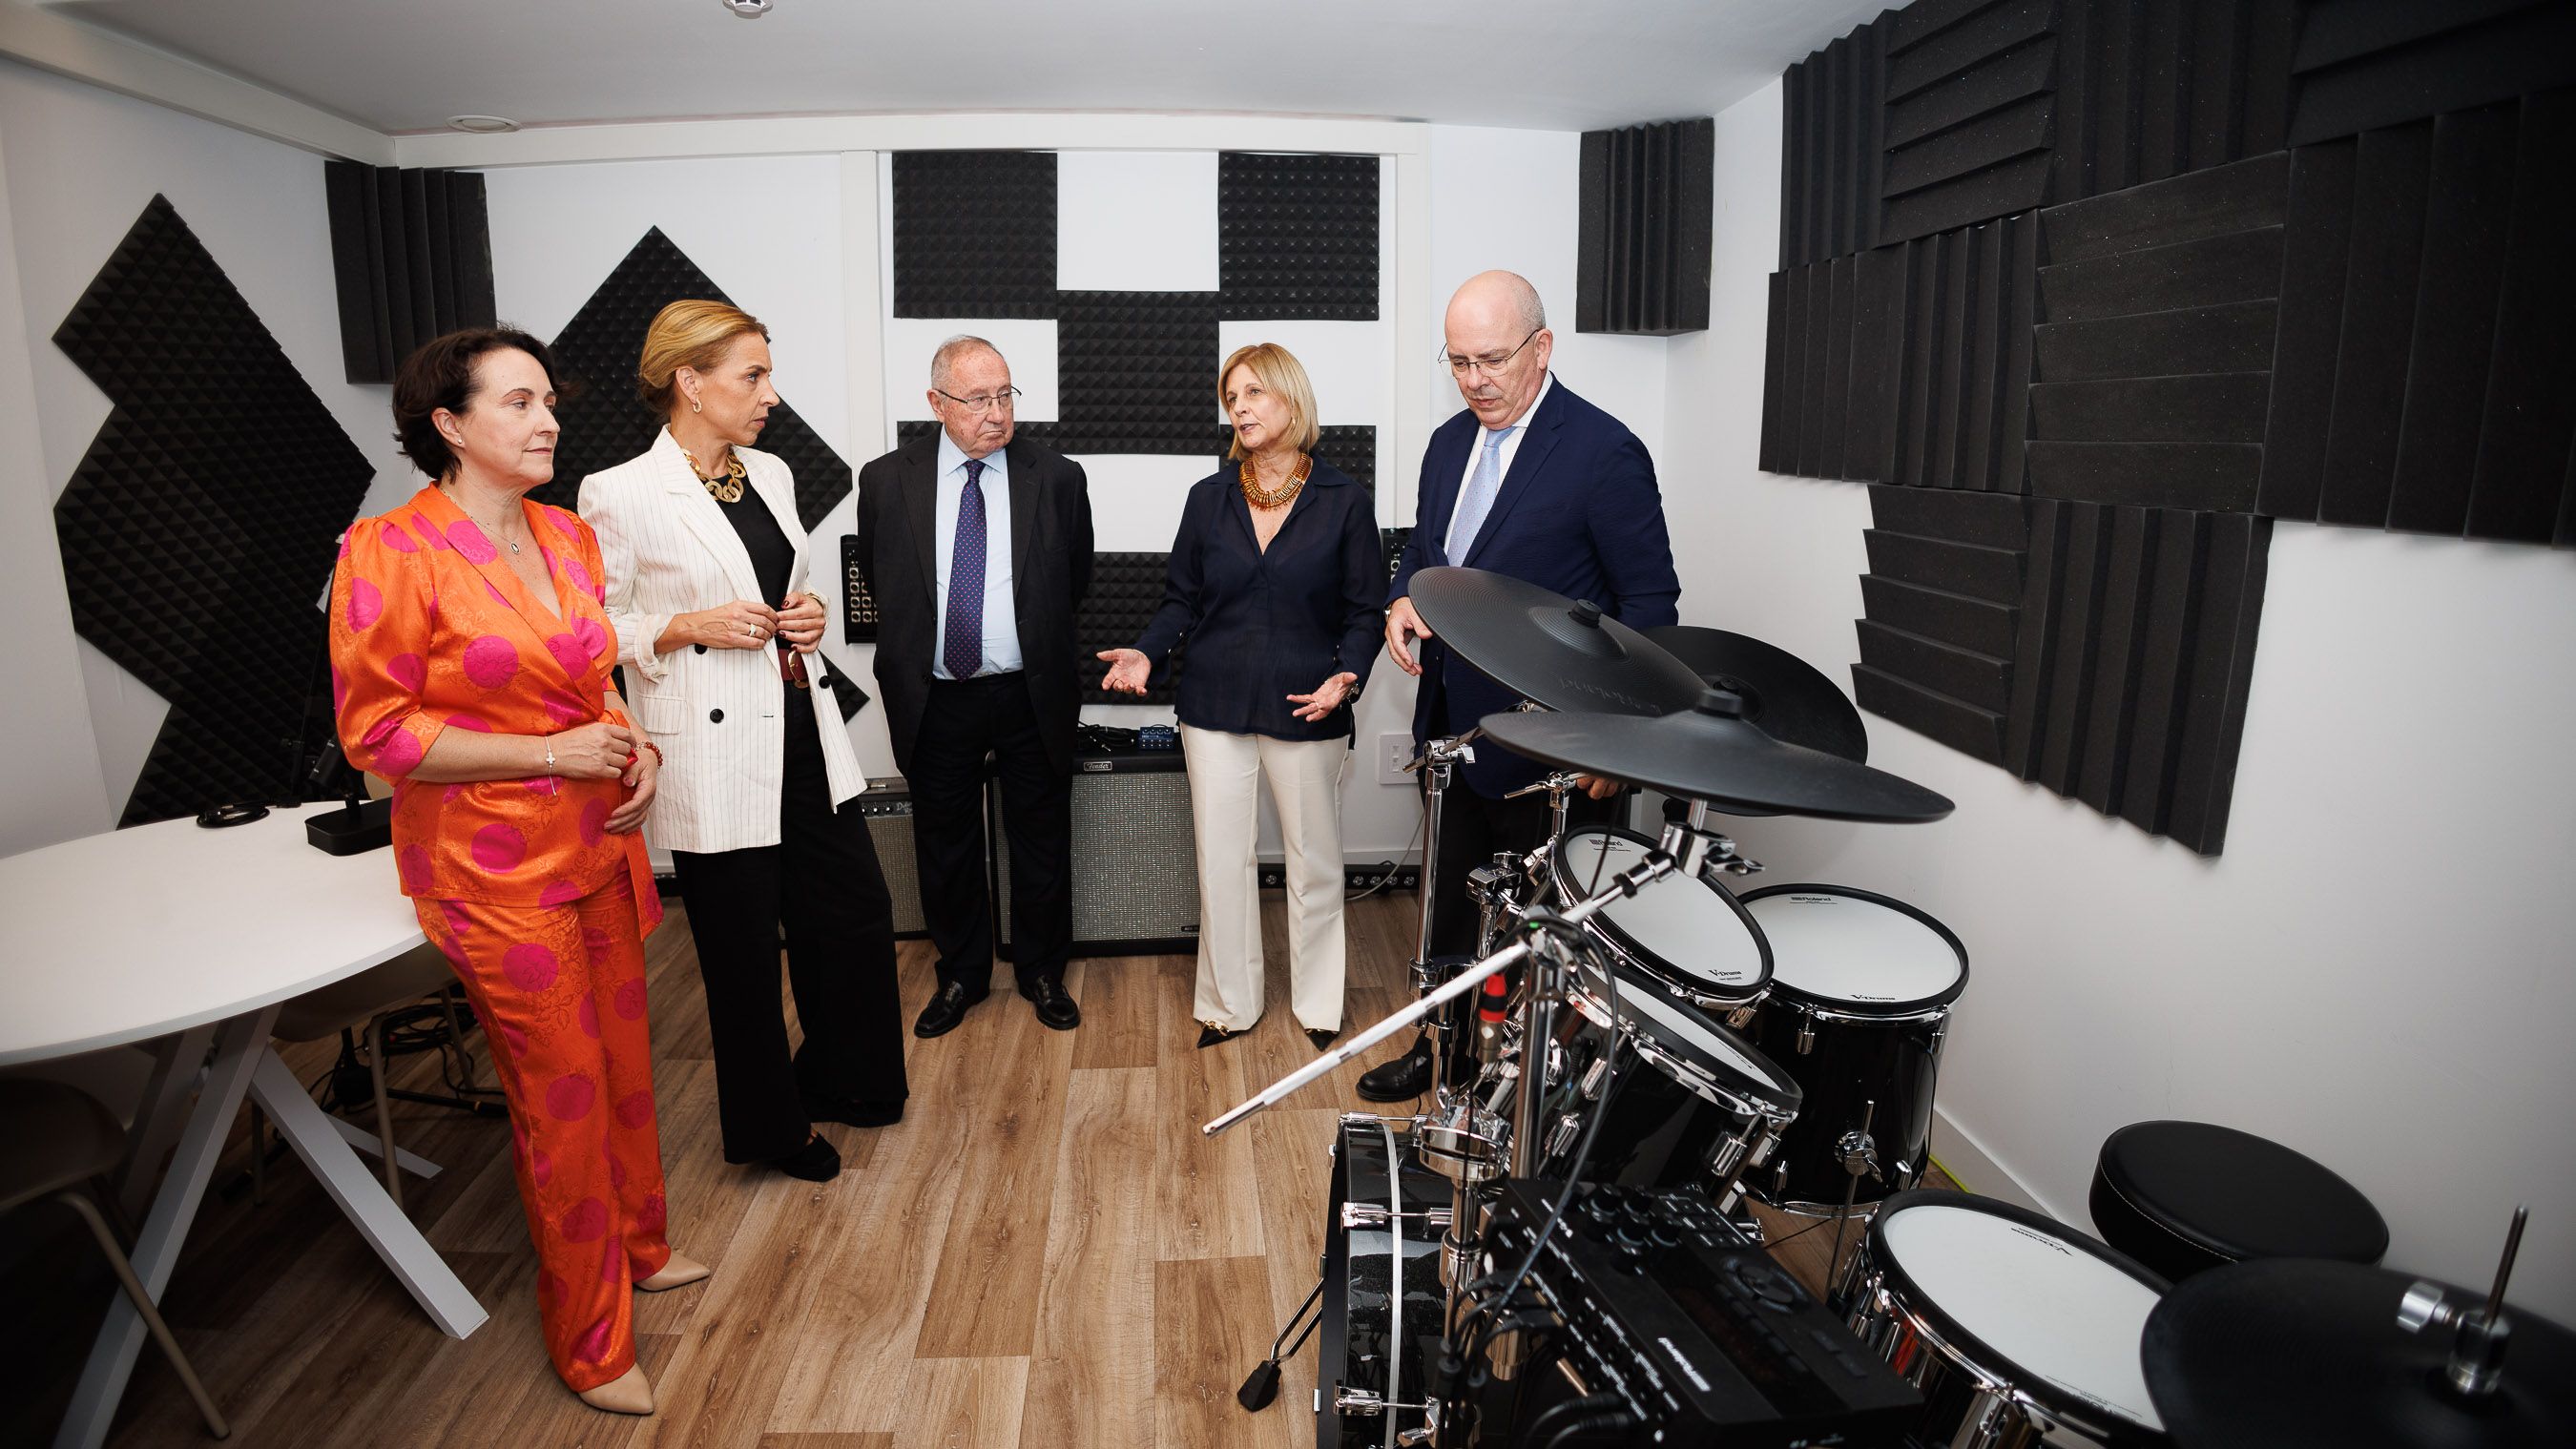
[770, 1132, 841, 1183]
[1197, 1022, 1247, 1049]
[1356, 1038, 1432, 1102]
[1022, 977, 1081, 1031]
[913, 981, 987, 1039]
[802, 1092, 905, 1128]
[1306, 1027, 1341, 1053]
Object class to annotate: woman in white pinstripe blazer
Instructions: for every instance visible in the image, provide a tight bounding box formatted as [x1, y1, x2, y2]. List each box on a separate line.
[580, 300, 905, 1184]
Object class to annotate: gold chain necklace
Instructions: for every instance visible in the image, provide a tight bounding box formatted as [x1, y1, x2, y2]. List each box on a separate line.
[682, 446, 748, 504]
[1238, 451, 1312, 510]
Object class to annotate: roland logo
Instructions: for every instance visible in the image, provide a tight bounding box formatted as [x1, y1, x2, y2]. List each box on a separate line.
[1656, 1335, 1712, 1392]
[1790, 894, 1840, 904]
[1556, 675, 1652, 711]
[2010, 1224, 2074, 1256]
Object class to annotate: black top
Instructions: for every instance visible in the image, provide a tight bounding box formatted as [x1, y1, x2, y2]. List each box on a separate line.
[714, 482, 795, 608]
[1132, 459, 1381, 742]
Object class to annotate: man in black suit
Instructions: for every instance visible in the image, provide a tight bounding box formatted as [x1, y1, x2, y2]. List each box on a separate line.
[852, 336, 1092, 1035]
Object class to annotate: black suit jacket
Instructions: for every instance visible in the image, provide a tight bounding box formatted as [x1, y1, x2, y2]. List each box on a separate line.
[851, 432, 1094, 776]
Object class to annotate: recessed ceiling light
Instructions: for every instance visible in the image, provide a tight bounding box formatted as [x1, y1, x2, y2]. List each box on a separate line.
[719, 0, 773, 15]
[446, 114, 519, 134]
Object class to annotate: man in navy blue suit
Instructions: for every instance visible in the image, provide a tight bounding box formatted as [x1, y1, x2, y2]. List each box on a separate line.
[1358, 271, 1681, 1103]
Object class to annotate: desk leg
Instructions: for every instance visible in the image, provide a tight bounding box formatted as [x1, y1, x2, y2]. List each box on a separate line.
[247, 1048, 486, 1338]
[326, 1114, 445, 1180]
[54, 1008, 269, 1449]
[114, 1024, 216, 1222]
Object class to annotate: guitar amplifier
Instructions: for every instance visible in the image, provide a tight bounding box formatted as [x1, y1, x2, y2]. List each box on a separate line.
[855, 777, 927, 939]
[994, 749, 1198, 959]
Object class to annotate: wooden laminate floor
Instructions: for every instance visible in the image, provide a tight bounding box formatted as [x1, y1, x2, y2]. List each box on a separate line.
[10, 892, 1945, 1449]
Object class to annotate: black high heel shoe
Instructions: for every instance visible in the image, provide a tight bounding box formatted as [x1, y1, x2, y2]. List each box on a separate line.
[770, 1132, 841, 1183]
[1196, 1021, 1247, 1049]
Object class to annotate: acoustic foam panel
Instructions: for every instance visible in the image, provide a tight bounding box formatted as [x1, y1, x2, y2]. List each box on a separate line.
[1050, 291, 1221, 455]
[1078, 551, 1179, 707]
[2287, 0, 2576, 146]
[1216, 152, 1379, 321]
[52, 196, 377, 825]
[1850, 483, 2028, 764]
[891, 151, 1059, 320]
[322, 163, 496, 384]
[2027, 152, 2287, 512]
[1782, 0, 2301, 267]
[541, 228, 851, 529]
[1577, 118, 1714, 336]
[2005, 502, 2268, 854]
[2255, 96, 2576, 544]
[1760, 210, 2037, 491]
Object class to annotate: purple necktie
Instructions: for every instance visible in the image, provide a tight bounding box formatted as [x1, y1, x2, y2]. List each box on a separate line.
[943, 457, 987, 679]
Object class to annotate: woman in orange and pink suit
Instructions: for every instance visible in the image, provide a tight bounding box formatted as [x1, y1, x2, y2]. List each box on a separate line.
[328, 327, 704, 1417]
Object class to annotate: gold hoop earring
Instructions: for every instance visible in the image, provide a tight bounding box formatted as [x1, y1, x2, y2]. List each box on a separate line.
[690, 398, 702, 414]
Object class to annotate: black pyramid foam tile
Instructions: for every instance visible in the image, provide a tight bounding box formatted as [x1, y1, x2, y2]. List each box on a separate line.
[1055, 291, 1221, 454]
[1078, 551, 1179, 707]
[51, 195, 377, 824]
[542, 228, 850, 529]
[1217, 153, 1379, 320]
[892, 151, 1058, 320]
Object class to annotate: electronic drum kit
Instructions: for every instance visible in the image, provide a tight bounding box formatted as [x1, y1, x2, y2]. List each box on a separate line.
[1205, 566, 2572, 1449]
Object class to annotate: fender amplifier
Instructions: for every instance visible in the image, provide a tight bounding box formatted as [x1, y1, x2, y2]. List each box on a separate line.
[994, 749, 1198, 959]
[855, 777, 927, 939]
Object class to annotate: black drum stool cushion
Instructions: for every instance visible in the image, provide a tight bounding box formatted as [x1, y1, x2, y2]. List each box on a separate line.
[2090, 1120, 2389, 1283]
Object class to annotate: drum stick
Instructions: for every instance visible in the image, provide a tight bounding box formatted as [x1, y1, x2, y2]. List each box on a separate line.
[1203, 940, 1530, 1136]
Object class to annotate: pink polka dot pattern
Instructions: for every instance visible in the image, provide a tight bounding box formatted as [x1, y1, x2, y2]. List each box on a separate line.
[577, 994, 600, 1039]
[539, 878, 583, 907]
[582, 925, 613, 965]
[613, 977, 648, 1021]
[614, 1091, 654, 1129]
[598, 1234, 623, 1285]
[387, 652, 427, 693]
[331, 665, 347, 713]
[372, 726, 424, 776]
[471, 822, 528, 872]
[607, 1152, 627, 1192]
[398, 844, 433, 894]
[539, 689, 588, 727]
[564, 557, 598, 598]
[484, 580, 511, 609]
[501, 942, 558, 992]
[574, 616, 610, 660]
[546, 508, 584, 543]
[545, 1072, 594, 1121]
[462, 634, 520, 689]
[446, 713, 490, 732]
[639, 1192, 667, 1237]
[532, 1146, 553, 1189]
[559, 1196, 608, 1243]
[573, 1315, 613, 1366]
[578, 798, 610, 847]
[545, 632, 590, 677]
[346, 578, 384, 631]
[448, 519, 499, 565]
[381, 524, 418, 553]
[409, 512, 449, 550]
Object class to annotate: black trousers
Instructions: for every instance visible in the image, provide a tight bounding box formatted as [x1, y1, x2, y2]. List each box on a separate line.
[910, 673, 1073, 993]
[671, 693, 906, 1164]
[1423, 778, 1623, 960]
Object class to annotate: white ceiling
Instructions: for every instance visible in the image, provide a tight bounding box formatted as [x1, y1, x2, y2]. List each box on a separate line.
[48, 0, 1886, 136]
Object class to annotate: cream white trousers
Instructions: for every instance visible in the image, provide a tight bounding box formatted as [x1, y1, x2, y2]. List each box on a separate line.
[1181, 724, 1348, 1032]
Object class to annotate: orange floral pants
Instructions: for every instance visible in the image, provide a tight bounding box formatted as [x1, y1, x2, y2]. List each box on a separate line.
[417, 878, 671, 1391]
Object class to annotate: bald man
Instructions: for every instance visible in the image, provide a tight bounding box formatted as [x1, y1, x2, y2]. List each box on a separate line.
[1359, 272, 1681, 1103]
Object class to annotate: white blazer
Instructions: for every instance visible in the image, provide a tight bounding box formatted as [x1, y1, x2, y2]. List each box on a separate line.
[580, 429, 866, 854]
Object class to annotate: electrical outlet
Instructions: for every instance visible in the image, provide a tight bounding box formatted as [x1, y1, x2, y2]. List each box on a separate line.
[1379, 732, 1415, 785]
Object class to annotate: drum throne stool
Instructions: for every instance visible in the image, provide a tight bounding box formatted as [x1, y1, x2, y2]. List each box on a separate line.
[2090, 1120, 2389, 1282]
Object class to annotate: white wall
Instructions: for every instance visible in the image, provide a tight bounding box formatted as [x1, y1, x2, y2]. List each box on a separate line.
[1668, 78, 2576, 1318]
[0, 58, 410, 846]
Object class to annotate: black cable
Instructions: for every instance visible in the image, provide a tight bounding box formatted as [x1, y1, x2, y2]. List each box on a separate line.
[1516, 1391, 1621, 1448]
[1543, 1409, 1636, 1449]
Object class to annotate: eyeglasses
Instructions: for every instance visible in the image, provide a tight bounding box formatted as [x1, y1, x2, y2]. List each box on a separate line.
[932, 385, 1022, 415]
[1437, 329, 1543, 377]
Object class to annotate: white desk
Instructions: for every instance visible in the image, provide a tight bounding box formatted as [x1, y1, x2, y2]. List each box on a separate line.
[0, 806, 488, 1449]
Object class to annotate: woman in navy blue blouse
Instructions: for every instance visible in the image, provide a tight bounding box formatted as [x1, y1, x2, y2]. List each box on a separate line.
[1099, 343, 1381, 1051]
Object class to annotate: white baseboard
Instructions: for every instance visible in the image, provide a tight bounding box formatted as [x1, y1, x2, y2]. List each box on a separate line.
[1927, 1107, 2053, 1217]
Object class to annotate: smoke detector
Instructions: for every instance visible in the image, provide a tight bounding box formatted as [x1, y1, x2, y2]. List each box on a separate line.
[718, 0, 773, 15]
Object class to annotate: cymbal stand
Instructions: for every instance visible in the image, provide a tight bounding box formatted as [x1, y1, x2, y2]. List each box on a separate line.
[1404, 733, 1476, 1108]
[2399, 1205, 2531, 1398]
[1503, 768, 1589, 842]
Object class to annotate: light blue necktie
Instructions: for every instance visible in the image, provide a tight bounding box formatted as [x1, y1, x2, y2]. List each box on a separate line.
[1444, 425, 1516, 560]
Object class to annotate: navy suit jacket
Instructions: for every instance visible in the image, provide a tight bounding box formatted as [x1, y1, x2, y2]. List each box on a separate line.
[1389, 377, 1681, 797]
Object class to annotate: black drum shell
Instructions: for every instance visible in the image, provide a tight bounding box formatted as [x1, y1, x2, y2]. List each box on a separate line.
[1745, 997, 1945, 1211]
[1319, 1118, 1450, 1449]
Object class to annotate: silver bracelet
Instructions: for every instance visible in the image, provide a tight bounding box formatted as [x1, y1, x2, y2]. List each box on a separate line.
[545, 740, 555, 774]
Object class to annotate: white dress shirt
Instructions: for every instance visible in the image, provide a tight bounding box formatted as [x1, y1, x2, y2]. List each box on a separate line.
[932, 430, 1023, 678]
